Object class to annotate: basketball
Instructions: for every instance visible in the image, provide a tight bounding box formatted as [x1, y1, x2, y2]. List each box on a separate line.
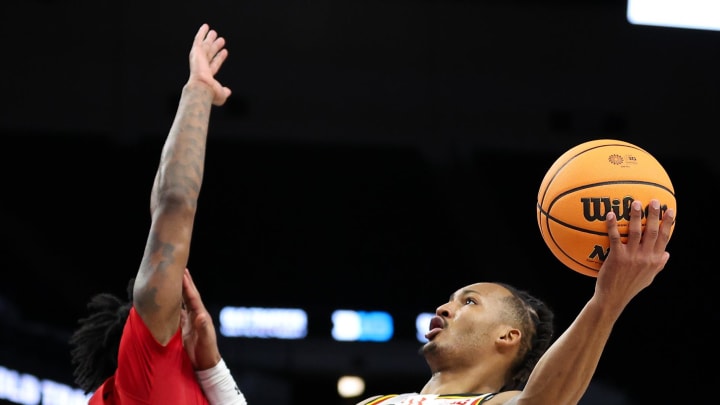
[537, 139, 676, 277]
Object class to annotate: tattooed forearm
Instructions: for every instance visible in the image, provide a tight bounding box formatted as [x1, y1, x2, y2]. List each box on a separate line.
[152, 88, 212, 209]
[154, 161, 203, 206]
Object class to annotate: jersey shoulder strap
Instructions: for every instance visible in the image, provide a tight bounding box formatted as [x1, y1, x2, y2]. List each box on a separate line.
[365, 392, 497, 404]
[437, 393, 497, 404]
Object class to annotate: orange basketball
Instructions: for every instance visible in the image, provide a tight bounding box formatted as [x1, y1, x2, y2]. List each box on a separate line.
[537, 139, 676, 277]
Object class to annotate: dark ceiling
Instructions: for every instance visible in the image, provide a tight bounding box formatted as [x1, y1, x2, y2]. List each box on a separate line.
[1, 1, 718, 404]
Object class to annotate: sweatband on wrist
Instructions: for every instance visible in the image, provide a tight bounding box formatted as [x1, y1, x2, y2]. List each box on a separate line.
[196, 358, 247, 405]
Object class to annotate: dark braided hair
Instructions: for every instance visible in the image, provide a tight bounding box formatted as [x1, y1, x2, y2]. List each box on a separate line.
[69, 278, 135, 394]
[496, 283, 555, 391]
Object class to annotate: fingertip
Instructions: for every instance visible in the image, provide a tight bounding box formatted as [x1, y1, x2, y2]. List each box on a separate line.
[197, 23, 209, 37]
[665, 208, 675, 220]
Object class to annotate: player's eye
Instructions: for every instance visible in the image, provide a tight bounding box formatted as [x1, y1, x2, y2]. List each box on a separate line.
[464, 297, 476, 305]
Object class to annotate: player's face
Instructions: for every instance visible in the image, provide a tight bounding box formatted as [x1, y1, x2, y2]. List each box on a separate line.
[423, 283, 514, 355]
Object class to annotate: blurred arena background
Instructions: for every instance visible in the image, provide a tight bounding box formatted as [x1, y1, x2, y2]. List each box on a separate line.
[1, 1, 718, 404]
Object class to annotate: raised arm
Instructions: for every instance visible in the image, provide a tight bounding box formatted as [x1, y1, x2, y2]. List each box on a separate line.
[504, 199, 674, 405]
[133, 23, 231, 345]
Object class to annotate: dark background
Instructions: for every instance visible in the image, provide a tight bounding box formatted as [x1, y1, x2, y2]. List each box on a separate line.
[1, 0, 718, 404]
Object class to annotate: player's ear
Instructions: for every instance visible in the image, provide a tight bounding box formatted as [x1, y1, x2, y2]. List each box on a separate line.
[496, 327, 521, 353]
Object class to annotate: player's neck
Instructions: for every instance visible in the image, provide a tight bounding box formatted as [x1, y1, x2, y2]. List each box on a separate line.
[420, 367, 502, 396]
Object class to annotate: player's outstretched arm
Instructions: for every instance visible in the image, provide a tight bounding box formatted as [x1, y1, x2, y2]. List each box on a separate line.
[501, 199, 674, 405]
[133, 23, 231, 345]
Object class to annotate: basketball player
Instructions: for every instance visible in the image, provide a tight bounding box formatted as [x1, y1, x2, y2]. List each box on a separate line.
[358, 198, 674, 405]
[69, 23, 245, 404]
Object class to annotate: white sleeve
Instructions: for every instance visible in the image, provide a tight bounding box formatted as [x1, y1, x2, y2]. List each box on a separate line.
[195, 358, 247, 405]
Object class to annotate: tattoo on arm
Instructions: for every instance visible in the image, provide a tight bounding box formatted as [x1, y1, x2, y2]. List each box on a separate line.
[136, 232, 177, 313]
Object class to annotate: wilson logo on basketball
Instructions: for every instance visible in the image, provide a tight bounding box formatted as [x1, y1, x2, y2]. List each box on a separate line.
[537, 139, 676, 277]
[581, 197, 669, 222]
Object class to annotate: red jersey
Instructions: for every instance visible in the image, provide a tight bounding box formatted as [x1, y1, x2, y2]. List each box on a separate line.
[89, 307, 209, 405]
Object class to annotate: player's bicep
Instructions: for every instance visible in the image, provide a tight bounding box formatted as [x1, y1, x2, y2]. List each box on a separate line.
[133, 209, 194, 344]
